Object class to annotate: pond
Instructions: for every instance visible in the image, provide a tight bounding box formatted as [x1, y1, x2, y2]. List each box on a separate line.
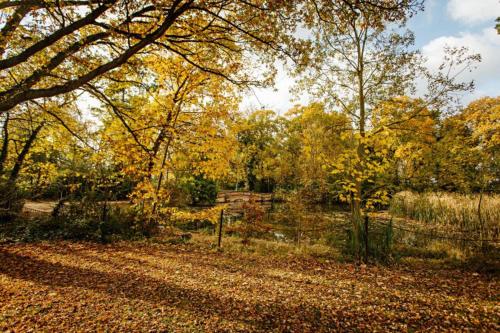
[213, 191, 352, 244]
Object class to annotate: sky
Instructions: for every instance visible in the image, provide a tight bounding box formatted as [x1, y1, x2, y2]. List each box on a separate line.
[241, 0, 500, 113]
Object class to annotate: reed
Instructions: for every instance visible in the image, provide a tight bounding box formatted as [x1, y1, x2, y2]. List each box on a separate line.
[390, 191, 500, 243]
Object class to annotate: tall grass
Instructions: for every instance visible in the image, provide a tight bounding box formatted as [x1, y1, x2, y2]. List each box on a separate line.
[390, 191, 500, 244]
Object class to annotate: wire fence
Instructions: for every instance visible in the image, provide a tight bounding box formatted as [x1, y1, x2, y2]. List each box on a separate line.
[370, 218, 500, 244]
[251, 209, 500, 245]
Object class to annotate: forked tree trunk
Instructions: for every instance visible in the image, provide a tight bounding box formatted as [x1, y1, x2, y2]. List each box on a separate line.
[8, 121, 44, 185]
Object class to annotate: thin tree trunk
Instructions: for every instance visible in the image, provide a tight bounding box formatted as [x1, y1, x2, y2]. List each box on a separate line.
[151, 104, 182, 216]
[0, 113, 9, 174]
[146, 127, 167, 178]
[364, 214, 369, 263]
[351, 22, 367, 262]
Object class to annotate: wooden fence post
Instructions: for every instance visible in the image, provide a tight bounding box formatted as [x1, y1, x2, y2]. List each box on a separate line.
[218, 209, 224, 248]
[364, 214, 369, 263]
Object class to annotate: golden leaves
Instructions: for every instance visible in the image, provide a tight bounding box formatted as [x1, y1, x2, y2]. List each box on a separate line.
[0, 241, 498, 332]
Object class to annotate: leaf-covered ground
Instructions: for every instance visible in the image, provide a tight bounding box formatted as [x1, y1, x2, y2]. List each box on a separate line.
[0, 239, 498, 332]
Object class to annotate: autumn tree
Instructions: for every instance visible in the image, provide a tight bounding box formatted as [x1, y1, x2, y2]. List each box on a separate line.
[298, 1, 478, 260]
[93, 52, 239, 225]
[229, 103, 351, 201]
[277, 103, 350, 201]
[0, 0, 436, 116]
[0, 105, 47, 206]
[233, 109, 285, 192]
[298, 3, 415, 257]
[0, 0, 310, 114]
[0, 95, 93, 213]
[434, 97, 500, 193]
[371, 97, 438, 192]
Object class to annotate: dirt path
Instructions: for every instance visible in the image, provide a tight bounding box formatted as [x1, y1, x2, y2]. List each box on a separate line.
[0, 239, 498, 332]
[22, 201, 57, 214]
[22, 193, 273, 218]
[22, 200, 131, 216]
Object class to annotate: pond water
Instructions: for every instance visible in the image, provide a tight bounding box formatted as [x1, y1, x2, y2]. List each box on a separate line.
[213, 191, 352, 244]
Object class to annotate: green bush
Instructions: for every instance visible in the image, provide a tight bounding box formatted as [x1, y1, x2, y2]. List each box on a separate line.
[0, 182, 25, 222]
[3, 197, 144, 242]
[180, 175, 218, 205]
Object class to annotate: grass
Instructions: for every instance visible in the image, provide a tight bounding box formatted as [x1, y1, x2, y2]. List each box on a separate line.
[192, 232, 342, 262]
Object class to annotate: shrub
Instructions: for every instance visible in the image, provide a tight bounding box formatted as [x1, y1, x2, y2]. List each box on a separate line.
[0, 182, 25, 222]
[180, 175, 218, 206]
[4, 197, 144, 242]
[226, 200, 271, 241]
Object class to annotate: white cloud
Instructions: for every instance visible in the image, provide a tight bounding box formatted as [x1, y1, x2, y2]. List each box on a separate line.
[241, 23, 500, 113]
[240, 61, 309, 114]
[447, 0, 500, 25]
[423, 28, 500, 80]
[422, 28, 500, 103]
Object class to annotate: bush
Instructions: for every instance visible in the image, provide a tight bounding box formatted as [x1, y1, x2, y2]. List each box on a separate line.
[3, 197, 144, 242]
[226, 200, 271, 241]
[0, 182, 25, 222]
[180, 175, 218, 206]
[268, 191, 335, 244]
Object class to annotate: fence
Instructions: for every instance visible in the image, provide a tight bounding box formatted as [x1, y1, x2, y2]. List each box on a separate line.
[370, 218, 500, 244]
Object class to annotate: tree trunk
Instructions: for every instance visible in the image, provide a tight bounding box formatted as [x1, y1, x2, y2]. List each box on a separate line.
[351, 195, 362, 259]
[352, 22, 367, 262]
[0, 113, 9, 174]
[146, 127, 167, 178]
[8, 121, 44, 185]
[151, 105, 181, 216]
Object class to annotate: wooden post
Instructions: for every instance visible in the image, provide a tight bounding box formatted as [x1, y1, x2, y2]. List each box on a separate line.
[102, 199, 108, 223]
[218, 209, 224, 248]
[364, 214, 369, 263]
